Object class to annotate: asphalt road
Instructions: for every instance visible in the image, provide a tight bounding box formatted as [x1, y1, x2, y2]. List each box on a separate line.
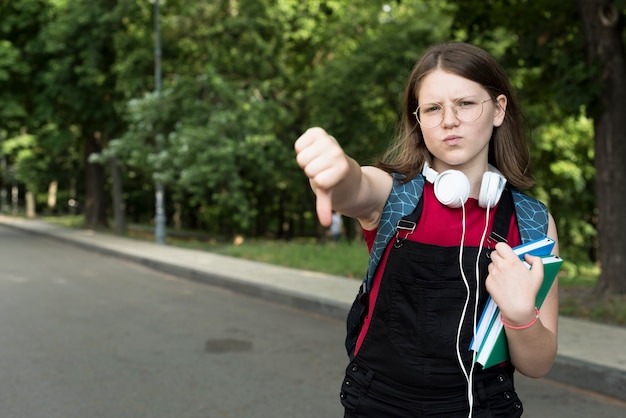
[1, 225, 625, 417]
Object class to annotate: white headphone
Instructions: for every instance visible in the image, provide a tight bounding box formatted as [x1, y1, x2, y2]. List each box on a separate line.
[422, 161, 506, 209]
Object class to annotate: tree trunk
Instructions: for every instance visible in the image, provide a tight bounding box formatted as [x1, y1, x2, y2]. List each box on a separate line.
[68, 177, 77, 215]
[47, 180, 58, 213]
[84, 131, 108, 229]
[578, 0, 626, 293]
[110, 158, 126, 233]
[25, 190, 36, 218]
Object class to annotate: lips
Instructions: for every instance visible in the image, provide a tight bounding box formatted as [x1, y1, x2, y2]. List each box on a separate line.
[444, 135, 461, 144]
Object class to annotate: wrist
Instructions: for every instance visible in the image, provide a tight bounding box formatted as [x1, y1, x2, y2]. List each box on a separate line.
[501, 307, 540, 330]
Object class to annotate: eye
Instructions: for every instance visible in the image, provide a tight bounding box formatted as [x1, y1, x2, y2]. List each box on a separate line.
[422, 103, 442, 114]
[457, 100, 478, 109]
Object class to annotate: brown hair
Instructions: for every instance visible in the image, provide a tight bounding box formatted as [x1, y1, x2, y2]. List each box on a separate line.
[377, 42, 534, 189]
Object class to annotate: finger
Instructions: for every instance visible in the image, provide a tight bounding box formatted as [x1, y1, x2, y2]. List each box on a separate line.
[294, 135, 311, 155]
[294, 127, 326, 153]
[316, 189, 333, 227]
[489, 250, 503, 267]
[494, 242, 514, 257]
[525, 254, 544, 277]
[294, 131, 331, 173]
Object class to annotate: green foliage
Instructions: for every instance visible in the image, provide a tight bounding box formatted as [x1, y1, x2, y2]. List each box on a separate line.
[309, 1, 454, 162]
[444, 0, 609, 272]
[531, 114, 596, 267]
[111, 0, 154, 101]
[0, 0, 52, 127]
[1, 125, 79, 199]
[449, 0, 593, 119]
[3, 135, 41, 192]
[37, 0, 123, 130]
[0, 0, 610, 273]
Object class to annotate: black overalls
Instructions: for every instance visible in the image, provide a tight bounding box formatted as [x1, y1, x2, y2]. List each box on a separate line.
[341, 191, 524, 417]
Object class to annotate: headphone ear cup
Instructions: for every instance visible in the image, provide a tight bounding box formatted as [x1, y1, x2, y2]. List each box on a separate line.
[478, 172, 506, 208]
[433, 170, 470, 208]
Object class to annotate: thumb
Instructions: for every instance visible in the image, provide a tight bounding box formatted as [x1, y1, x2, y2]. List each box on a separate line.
[525, 254, 545, 282]
[316, 189, 333, 227]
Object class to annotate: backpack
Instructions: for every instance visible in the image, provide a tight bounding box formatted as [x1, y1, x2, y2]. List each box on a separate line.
[345, 174, 549, 356]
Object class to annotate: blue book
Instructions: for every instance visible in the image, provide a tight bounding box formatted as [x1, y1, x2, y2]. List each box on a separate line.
[512, 236, 555, 259]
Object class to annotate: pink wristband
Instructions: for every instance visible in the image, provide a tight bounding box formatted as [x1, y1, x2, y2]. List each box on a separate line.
[501, 307, 540, 330]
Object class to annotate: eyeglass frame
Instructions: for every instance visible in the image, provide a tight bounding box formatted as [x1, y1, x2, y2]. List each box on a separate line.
[412, 98, 494, 129]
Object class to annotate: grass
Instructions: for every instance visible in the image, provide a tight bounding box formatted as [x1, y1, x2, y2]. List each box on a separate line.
[176, 237, 370, 279]
[40, 215, 626, 326]
[559, 287, 626, 325]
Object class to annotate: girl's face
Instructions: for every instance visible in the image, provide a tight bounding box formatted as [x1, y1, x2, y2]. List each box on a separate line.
[417, 69, 507, 175]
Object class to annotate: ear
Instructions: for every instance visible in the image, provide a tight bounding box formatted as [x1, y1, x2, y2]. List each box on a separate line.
[493, 94, 507, 127]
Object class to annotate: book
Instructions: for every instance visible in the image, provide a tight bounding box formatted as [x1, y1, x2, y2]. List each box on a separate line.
[470, 238, 555, 351]
[471, 237, 556, 352]
[512, 236, 555, 259]
[471, 241, 562, 368]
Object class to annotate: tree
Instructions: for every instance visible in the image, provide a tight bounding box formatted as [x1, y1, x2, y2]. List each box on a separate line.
[98, 0, 402, 237]
[0, 0, 50, 131]
[37, 0, 128, 229]
[447, 0, 626, 293]
[0, 0, 82, 215]
[578, 0, 626, 293]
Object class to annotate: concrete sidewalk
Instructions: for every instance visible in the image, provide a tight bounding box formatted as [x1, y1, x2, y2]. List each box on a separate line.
[1, 215, 625, 402]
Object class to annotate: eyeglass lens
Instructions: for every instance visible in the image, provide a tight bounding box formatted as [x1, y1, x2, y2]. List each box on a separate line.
[415, 98, 491, 128]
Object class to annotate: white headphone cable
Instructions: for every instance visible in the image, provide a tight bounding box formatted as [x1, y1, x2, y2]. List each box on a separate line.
[470, 202, 493, 417]
[455, 199, 474, 416]
[457, 197, 493, 418]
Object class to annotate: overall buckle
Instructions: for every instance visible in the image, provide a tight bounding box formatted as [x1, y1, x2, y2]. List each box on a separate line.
[394, 220, 416, 248]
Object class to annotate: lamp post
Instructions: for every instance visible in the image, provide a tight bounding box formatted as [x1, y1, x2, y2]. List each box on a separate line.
[153, 0, 166, 245]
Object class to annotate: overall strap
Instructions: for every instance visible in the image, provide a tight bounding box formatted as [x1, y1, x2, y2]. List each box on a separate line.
[489, 187, 515, 246]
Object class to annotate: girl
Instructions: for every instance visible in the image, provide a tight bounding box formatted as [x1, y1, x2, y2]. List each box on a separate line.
[295, 42, 559, 417]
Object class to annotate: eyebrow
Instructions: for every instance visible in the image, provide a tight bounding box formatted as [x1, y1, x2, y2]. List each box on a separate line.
[420, 94, 481, 103]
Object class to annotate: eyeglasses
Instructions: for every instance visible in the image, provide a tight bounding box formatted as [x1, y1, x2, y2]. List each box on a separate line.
[413, 98, 493, 129]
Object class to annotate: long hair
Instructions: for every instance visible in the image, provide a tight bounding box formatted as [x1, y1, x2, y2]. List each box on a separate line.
[378, 42, 534, 189]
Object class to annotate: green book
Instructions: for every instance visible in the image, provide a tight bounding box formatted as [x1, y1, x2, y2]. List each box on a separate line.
[473, 254, 563, 369]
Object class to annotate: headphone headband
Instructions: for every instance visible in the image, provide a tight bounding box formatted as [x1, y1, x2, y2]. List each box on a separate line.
[421, 162, 506, 209]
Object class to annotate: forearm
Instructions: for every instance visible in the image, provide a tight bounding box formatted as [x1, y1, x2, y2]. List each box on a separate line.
[321, 156, 363, 212]
[503, 282, 558, 377]
[505, 318, 558, 378]
[318, 159, 392, 228]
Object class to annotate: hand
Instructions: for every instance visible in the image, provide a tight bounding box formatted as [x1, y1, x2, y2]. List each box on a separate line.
[486, 242, 545, 326]
[294, 128, 350, 227]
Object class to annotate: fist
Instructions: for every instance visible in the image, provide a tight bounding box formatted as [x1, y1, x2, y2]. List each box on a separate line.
[294, 128, 350, 226]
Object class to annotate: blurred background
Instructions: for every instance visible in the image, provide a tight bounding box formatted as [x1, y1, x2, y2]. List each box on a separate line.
[1, 0, 625, 314]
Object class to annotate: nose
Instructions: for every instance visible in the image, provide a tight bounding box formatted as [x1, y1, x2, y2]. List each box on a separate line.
[441, 104, 460, 127]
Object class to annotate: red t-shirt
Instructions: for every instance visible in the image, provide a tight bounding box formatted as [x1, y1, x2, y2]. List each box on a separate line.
[355, 182, 521, 355]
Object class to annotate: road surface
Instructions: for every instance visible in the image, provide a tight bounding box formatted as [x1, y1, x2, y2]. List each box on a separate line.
[1, 225, 625, 417]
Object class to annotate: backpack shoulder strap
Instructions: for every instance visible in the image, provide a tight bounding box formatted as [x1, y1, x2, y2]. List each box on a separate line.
[362, 174, 424, 291]
[511, 189, 549, 243]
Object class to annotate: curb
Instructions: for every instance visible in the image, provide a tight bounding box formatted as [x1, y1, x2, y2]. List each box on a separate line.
[1, 221, 353, 321]
[546, 355, 626, 402]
